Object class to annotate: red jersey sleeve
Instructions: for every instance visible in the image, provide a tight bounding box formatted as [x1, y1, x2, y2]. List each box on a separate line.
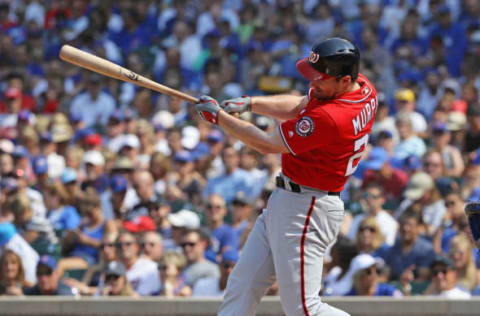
[279, 109, 338, 155]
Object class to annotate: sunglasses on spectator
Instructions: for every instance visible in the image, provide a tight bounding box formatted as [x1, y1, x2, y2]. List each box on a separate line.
[359, 226, 376, 233]
[424, 161, 441, 167]
[101, 243, 116, 249]
[432, 268, 448, 276]
[362, 266, 378, 276]
[142, 242, 158, 248]
[206, 204, 223, 210]
[445, 200, 457, 207]
[181, 242, 197, 248]
[106, 274, 121, 282]
[116, 241, 135, 248]
[37, 269, 53, 277]
[363, 193, 382, 199]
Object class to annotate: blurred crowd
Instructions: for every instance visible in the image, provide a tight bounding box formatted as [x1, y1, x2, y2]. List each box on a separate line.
[0, 0, 479, 299]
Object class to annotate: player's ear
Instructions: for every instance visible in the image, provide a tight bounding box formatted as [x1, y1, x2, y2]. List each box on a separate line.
[340, 75, 352, 84]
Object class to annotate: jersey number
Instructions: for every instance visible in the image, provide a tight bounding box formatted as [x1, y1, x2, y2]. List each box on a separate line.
[345, 134, 369, 177]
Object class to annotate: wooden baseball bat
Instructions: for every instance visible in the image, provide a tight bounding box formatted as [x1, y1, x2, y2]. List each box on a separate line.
[59, 45, 199, 103]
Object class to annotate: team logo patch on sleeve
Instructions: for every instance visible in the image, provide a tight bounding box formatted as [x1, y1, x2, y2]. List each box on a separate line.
[295, 116, 314, 137]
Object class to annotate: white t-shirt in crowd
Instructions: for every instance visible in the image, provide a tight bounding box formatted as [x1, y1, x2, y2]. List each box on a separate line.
[126, 258, 161, 296]
[4, 234, 39, 284]
[192, 277, 224, 297]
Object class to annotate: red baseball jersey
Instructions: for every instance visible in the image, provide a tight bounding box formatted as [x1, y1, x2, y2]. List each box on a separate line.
[279, 74, 377, 192]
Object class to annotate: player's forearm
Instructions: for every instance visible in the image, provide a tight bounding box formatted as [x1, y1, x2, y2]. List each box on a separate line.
[251, 95, 304, 121]
[218, 111, 282, 154]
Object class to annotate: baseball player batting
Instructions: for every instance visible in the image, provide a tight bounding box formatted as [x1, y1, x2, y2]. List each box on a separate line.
[195, 37, 377, 316]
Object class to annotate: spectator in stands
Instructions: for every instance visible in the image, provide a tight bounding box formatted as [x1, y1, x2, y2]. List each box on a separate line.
[422, 149, 446, 181]
[430, 122, 464, 178]
[168, 209, 201, 252]
[157, 251, 190, 297]
[378, 210, 435, 282]
[100, 261, 138, 297]
[181, 228, 220, 289]
[437, 190, 469, 254]
[398, 172, 447, 236]
[128, 170, 158, 220]
[82, 150, 108, 194]
[465, 104, 480, 153]
[393, 112, 427, 161]
[59, 188, 116, 274]
[171, 150, 205, 205]
[24, 255, 75, 296]
[346, 254, 401, 297]
[203, 145, 253, 204]
[44, 182, 81, 235]
[322, 236, 359, 296]
[231, 192, 253, 241]
[361, 147, 409, 205]
[204, 194, 238, 263]
[63, 233, 119, 296]
[448, 234, 478, 292]
[348, 183, 398, 246]
[115, 230, 160, 296]
[193, 250, 239, 297]
[423, 255, 471, 298]
[141, 231, 163, 262]
[0, 222, 38, 284]
[354, 217, 389, 257]
[0, 249, 32, 295]
[393, 89, 427, 136]
[70, 74, 116, 128]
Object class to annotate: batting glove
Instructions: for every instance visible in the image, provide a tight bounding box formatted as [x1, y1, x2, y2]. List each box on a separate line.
[220, 96, 251, 114]
[196, 95, 221, 124]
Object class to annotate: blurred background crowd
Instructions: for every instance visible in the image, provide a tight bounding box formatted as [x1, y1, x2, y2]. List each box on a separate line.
[0, 0, 479, 299]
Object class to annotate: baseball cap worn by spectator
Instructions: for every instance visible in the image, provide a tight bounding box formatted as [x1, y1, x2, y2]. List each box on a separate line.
[432, 122, 448, 134]
[0, 139, 14, 154]
[83, 150, 105, 166]
[446, 112, 467, 131]
[395, 89, 415, 102]
[84, 133, 102, 147]
[174, 150, 194, 163]
[0, 222, 16, 246]
[4, 87, 21, 99]
[11, 145, 29, 159]
[402, 155, 422, 171]
[181, 126, 200, 150]
[51, 124, 73, 143]
[123, 216, 156, 233]
[61, 168, 77, 184]
[404, 172, 434, 201]
[363, 147, 389, 170]
[232, 191, 249, 206]
[110, 175, 128, 193]
[32, 156, 48, 175]
[207, 130, 224, 143]
[112, 156, 134, 172]
[38, 255, 57, 271]
[168, 209, 200, 229]
[104, 261, 126, 277]
[430, 254, 454, 269]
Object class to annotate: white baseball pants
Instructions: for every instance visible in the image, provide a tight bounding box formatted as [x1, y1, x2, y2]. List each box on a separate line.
[218, 187, 350, 316]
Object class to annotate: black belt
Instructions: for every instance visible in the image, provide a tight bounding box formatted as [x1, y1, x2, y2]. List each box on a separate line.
[275, 176, 340, 196]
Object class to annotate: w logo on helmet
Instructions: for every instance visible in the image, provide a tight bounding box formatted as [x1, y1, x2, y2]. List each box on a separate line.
[308, 52, 320, 64]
